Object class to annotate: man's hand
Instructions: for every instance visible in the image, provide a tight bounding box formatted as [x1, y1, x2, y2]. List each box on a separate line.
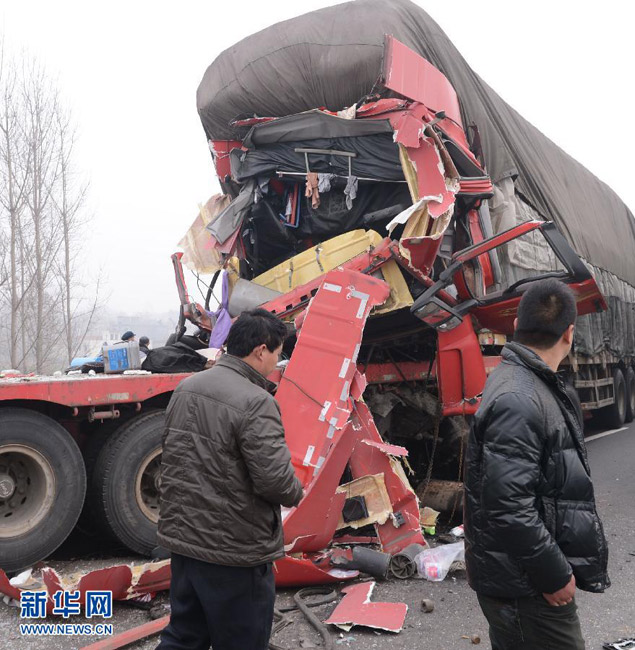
[543, 574, 576, 607]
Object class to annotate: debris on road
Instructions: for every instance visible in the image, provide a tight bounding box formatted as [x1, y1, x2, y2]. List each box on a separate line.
[389, 543, 428, 579]
[603, 640, 635, 650]
[349, 547, 391, 579]
[0, 560, 171, 614]
[325, 581, 407, 633]
[421, 598, 435, 613]
[415, 541, 465, 581]
[420, 507, 440, 536]
[461, 633, 481, 644]
[79, 614, 169, 650]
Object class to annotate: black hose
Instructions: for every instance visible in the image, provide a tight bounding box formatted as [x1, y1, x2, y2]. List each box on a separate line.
[293, 587, 337, 650]
[268, 587, 338, 650]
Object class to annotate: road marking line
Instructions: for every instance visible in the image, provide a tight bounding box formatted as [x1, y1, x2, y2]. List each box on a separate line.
[585, 426, 628, 443]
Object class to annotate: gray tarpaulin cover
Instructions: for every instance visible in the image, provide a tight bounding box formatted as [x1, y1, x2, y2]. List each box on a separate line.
[197, 0, 635, 355]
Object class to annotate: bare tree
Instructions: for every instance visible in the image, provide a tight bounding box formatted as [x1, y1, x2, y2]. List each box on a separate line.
[51, 107, 91, 365]
[0, 50, 31, 368]
[0, 48, 99, 373]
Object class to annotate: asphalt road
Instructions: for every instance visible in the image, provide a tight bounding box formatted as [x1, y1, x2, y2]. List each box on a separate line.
[0, 420, 633, 650]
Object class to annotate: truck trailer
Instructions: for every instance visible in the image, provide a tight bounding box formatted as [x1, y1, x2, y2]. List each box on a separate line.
[1, 0, 633, 579]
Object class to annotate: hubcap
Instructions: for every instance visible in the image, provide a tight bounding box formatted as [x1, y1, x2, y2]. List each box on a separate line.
[135, 448, 162, 524]
[0, 474, 16, 499]
[0, 445, 56, 538]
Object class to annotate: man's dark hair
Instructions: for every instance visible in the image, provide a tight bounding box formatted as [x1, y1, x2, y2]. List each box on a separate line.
[513, 279, 577, 349]
[139, 336, 150, 347]
[226, 309, 288, 358]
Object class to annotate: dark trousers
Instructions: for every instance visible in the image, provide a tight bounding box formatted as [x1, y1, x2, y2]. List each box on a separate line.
[478, 592, 585, 650]
[157, 552, 275, 650]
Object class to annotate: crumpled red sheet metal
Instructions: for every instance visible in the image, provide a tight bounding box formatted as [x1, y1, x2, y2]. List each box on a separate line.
[0, 560, 171, 614]
[325, 581, 408, 633]
[0, 271, 425, 597]
[276, 268, 424, 570]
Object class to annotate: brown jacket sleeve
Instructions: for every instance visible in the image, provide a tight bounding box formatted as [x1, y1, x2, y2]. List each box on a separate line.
[237, 392, 303, 508]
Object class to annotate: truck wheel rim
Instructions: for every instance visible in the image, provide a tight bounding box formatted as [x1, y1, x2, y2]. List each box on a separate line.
[0, 445, 56, 538]
[135, 448, 161, 524]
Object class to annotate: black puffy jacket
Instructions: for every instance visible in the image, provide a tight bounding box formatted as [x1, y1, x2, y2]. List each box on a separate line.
[464, 342, 609, 598]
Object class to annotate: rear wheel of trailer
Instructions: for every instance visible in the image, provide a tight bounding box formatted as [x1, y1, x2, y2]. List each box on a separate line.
[0, 408, 86, 572]
[597, 368, 627, 429]
[90, 410, 164, 555]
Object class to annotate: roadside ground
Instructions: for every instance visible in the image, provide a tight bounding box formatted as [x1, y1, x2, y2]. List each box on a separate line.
[1, 421, 633, 650]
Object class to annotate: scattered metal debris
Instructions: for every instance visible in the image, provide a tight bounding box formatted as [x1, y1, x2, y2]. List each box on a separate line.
[0, 560, 170, 614]
[325, 581, 407, 633]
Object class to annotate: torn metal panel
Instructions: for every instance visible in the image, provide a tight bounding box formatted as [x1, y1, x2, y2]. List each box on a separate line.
[325, 581, 408, 633]
[348, 402, 425, 554]
[0, 561, 171, 614]
[361, 439, 408, 456]
[436, 318, 487, 415]
[273, 555, 358, 587]
[335, 474, 392, 531]
[388, 135, 459, 273]
[208, 139, 241, 180]
[382, 34, 462, 128]
[282, 419, 357, 553]
[275, 268, 390, 487]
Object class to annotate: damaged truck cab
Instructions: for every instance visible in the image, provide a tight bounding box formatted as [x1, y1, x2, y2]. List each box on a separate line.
[1, 5, 633, 586]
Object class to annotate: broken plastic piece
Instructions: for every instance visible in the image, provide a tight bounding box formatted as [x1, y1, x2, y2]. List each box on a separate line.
[325, 581, 407, 633]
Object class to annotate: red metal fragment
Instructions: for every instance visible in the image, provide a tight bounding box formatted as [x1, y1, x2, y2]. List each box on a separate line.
[325, 581, 408, 633]
[361, 439, 408, 457]
[273, 555, 358, 587]
[348, 402, 425, 554]
[383, 35, 462, 128]
[79, 615, 169, 650]
[0, 561, 171, 615]
[0, 570, 20, 601]
[275, 268, 390, 487]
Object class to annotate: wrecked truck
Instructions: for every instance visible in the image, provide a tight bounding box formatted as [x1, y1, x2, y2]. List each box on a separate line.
[1, 0, 635, 585]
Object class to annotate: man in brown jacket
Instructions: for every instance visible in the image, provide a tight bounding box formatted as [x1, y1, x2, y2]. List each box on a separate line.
[157, 309, 303, 650]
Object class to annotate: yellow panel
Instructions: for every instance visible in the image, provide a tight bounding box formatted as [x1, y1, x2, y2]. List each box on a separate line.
[374, 259, 413, 315]
[252, 229, 413, 314]
[253, 230, 384, 293]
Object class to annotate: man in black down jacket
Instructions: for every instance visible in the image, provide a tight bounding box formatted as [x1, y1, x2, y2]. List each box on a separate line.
[464, 279, 609, 649]
[157, 309, 303, 650]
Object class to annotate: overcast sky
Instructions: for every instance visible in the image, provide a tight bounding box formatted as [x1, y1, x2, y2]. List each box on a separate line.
[2, 0, 634, 316]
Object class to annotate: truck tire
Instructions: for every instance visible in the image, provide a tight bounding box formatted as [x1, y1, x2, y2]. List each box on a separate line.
[0, 408, 86, 572]
[91, 410, 164, 555]
[597, 368, 627, 429]
[625, 366, 635, 423]
[76, 421, 123, 539]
